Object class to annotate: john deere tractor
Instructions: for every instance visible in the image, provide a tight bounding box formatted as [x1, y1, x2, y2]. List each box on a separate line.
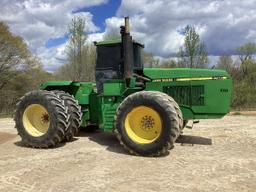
[15, 18, 232, 156]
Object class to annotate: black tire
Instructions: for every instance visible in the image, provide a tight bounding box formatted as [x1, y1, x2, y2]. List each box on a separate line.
[114, 91, 183, 156]
[161, 93, 183, 130]
[53, 91, 82, 141]
[14, 90, 69, 148]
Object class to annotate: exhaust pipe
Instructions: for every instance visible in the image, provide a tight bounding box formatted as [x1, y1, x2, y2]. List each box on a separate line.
[125, 17, 130, 34]
[121, 17, 133, 81]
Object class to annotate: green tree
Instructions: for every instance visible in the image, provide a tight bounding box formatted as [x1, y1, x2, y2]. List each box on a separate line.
[67, 16, 86, 81]
[161, 59, 177, 68]
[60, 16, 96, 81]
[178, 25, 208, 68]
[143, 52, 160, 68]
[0, 22, 33, 89]
[0, 65, 52, 116]
[236, 43, 256, 75]
[216, 56, 234, 75]
[226, 42, 256, 109]
[0, 21, 51, 115]
[237, 43, 256, 63]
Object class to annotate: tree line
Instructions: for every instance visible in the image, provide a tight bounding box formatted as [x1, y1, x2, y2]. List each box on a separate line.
[0, 17, 255, 116]
[217, 45, 256, 109]
[0, 22, 53, 116]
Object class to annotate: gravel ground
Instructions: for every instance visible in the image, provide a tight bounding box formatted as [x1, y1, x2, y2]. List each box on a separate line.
[0, 116, 256, 192]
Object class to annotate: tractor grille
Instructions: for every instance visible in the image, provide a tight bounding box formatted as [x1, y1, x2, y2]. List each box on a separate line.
[164, 85, 204, 106]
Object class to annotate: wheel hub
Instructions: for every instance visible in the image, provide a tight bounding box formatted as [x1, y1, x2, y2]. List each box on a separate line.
[41, 113, 50, 124]
[141, 115, 155, 131]
[22, 104, 50, 137]
[125, 106, 162, 144]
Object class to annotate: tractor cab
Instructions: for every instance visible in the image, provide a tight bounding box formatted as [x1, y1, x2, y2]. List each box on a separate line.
[94, 18, 145, 93]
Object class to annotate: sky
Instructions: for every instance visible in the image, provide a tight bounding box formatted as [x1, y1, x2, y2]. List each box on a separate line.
[1, 0, 256, 71]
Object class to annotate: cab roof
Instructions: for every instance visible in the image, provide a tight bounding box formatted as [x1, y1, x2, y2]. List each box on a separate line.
[94, 38, 144, 48]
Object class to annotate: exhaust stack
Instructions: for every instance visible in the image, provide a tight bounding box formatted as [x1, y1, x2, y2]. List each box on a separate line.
[125, 17, 130, 34]
[121, 17, 133, 81]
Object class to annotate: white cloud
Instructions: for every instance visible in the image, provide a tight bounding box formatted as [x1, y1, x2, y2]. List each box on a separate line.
[0, 0, 107, 70]
[1, 0, 256, 71]
[113, 0, 256, 58]
[37, 43, 67, 72]
[87, 33, 105, 43]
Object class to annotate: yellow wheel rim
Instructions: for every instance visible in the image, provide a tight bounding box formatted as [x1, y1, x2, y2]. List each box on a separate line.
[125, 106, 162, 144]
[22, 104, 50, 137]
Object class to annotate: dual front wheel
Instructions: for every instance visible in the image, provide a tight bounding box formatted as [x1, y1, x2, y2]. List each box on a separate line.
[15, 90, 82, 148]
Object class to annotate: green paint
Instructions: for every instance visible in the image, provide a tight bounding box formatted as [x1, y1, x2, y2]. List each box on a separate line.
[40, 67, 232, 131]
[144, 68, 232, 120]
[40, 81, 73, 89]
[103, 80, 125, 96]
[143, 68, 230, 79]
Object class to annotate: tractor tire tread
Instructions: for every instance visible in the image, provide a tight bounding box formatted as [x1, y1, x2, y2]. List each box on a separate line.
[114, 91, 183, 157]
[52, 91, 82, 141]
[14, 90, 69, 148]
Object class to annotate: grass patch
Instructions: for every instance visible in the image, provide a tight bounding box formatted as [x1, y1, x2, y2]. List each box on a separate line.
[0, 113, 13, 118]
[233, 111, 241, 115]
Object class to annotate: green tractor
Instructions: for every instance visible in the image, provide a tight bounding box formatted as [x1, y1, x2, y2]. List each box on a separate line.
[15, 18, 232, 156]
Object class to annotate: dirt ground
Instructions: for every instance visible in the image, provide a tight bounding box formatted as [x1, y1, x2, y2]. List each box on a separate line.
[0, 116, 256, 192]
